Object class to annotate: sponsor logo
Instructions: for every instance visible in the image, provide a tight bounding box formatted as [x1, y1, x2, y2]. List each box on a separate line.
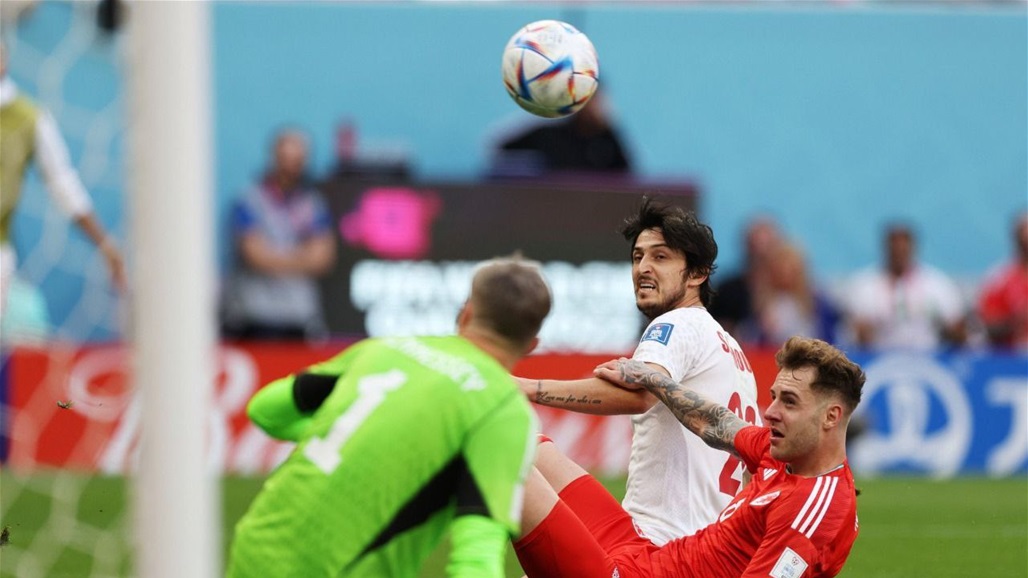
[851, 354, 972, 476]
[719, 498, 745, 522]
[641, 323, 674, 345]
[763, 467, 779, 480]
[770, 547, 809, 578]
[350, 260, 640, 354]
[750, 491, 781, 506]
[340, 187, 439, 259]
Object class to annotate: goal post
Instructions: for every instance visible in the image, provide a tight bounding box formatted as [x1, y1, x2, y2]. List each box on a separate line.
[125, 3, 218, 578]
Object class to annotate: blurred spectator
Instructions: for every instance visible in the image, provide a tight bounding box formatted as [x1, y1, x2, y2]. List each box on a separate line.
[489, 90, 632, 177]
[708, 215, 782, 343]
[752, 239, 841, 347]
[977, 211, 1028, 350]
[845, 223, 967, 350]
[221, 129, 336, 341]
[0, 40, 126, 320]
[331, 118, 412, 180]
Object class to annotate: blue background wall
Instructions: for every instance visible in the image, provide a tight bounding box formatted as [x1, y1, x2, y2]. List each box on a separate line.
[6, 1, 1027, 340]
[212, 3, 1027, 278]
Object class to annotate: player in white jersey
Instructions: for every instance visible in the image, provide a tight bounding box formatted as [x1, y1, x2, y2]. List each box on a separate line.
[627, 306, 760, 542]
[514, 198, 759, 551]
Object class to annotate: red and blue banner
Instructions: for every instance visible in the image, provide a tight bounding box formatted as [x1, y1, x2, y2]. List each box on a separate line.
[2, 344, 1025, 477]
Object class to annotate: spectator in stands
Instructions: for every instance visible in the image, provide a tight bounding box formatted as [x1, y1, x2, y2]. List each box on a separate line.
[0, 40, 126, 319]
[752, 239, 840, 347]
[221, 128, 336, 341]
[490, 89, 632, 177]
[977, 211, 1028, 350]
[844, 222, 966, 350]
[708, 215, 782, 343]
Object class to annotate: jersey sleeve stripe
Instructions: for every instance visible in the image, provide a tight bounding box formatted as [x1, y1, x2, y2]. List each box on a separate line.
[801, 477, 839, 538]
[791, 476, 825, 532]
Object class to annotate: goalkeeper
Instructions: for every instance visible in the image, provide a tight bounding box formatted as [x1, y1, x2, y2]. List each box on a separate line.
[228, 256, 552, 578]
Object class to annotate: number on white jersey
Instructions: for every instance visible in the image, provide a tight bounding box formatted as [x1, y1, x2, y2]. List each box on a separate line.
[719, 391, 758, 496]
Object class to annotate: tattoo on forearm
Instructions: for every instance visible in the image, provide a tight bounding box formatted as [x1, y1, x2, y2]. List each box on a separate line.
[535, 380, 602, 407]
[620, 365, 743, 453]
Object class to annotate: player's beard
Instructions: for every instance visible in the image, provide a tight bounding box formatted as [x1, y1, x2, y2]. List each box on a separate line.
[636, 283, 687, 320]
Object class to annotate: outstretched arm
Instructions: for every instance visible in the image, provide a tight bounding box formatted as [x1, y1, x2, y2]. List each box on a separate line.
[596, 358, 747, 455]
[513, 374, 658, 416]
[74, 213, 128, 292]
[34, 109, 128, 292]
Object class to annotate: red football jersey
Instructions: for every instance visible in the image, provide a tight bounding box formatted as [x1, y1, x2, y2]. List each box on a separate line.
[615, 426, 859, 578]
[978, 262, 1028, 347]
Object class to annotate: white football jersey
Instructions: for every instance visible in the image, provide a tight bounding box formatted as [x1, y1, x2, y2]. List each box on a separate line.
[623, 307, 761, 545]
[846, 265, 966, 350]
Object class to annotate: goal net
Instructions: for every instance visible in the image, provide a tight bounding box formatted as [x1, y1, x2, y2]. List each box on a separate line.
[2, 3, 130, 577]
[1, 0, 124, 345]
[2, 2, 218, 577]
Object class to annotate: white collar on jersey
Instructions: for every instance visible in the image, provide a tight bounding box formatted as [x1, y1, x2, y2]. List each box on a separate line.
[786, 463, 844, 477]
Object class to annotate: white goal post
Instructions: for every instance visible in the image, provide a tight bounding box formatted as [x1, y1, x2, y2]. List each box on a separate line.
[125, 3, 218, 578]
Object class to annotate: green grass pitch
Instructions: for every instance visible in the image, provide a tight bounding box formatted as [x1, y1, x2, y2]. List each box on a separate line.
[1, 473, 1025, 577]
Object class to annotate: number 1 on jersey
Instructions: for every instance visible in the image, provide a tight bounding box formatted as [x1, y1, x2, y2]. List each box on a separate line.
[303, 369, 408, 474]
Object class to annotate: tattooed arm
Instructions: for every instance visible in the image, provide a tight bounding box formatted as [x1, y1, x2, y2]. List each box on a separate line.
[511, 372, 660, 416]
[596, 358, 748, 455]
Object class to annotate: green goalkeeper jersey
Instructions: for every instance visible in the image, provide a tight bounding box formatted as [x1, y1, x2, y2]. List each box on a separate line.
[228, 336, 538, 578]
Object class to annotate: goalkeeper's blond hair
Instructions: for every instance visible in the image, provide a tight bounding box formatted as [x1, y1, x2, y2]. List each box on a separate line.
[469, 255, 552, 351]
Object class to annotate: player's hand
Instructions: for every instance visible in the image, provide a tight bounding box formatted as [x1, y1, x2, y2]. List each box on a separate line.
[594, 358, 648, 391]
[100, 240, 129, 293]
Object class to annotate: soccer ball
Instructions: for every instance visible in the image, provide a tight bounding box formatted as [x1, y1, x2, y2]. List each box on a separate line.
[501, 20, 599, 118]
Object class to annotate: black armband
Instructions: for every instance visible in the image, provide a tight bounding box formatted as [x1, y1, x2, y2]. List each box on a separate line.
[292, 372, 339, 413]
[455, 464, 489, 518]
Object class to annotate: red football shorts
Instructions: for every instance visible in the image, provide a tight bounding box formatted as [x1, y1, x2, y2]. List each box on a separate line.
[514, 475, 653, 578]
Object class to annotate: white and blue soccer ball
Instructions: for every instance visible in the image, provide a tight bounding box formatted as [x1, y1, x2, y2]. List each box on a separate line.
[501, 20, 599, 118]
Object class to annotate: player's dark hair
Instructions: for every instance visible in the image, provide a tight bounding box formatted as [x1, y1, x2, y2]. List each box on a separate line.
[470, 256, 552, 349]
[619, 197, 719, 307]
[775, 337, 865, 414]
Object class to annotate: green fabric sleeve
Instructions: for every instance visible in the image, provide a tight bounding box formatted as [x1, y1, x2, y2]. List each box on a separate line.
[462, 393, 538, 535]
[445, 514, 508, 578]
[246, 341, 370, 441]
[246, 376, 312, 441]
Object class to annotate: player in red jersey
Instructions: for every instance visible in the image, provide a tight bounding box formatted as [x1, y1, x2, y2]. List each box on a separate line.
[514, 336, 865, 578]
